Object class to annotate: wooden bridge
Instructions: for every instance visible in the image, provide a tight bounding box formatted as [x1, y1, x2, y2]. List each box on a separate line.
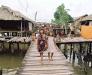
[16, 37, 74, 75]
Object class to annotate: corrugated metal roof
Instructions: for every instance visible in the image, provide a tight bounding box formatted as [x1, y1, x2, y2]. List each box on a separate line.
[74, 14, 88, 22]
[81, 15, 92, 21]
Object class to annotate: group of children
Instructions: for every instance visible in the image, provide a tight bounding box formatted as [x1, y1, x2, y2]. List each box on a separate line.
[34, 28, 54, 63]
[31, 25, 76, 63]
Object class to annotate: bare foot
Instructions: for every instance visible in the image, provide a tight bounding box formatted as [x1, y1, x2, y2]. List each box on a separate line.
[50, 58, 53, 61]
[48, 59, 51, 63]
[40, 60, 43, 65]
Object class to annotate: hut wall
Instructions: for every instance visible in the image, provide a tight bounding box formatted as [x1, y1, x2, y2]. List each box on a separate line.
[29, 22, 33, 31]
[0, 20, 30, 31]
[81, 26, 92, 39]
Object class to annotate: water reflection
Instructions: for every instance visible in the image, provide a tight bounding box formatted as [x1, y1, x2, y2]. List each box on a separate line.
[0, 54, 24, 69]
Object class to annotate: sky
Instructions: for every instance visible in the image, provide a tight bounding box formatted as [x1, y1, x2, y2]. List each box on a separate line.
[0, 0, 92, 22]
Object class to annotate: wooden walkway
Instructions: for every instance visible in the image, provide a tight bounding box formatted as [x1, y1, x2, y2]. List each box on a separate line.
[0, 37, 31, 43]
[55, 37, 92, 44]
[7, 37, 31, 43]
[16, 38, 74, 75]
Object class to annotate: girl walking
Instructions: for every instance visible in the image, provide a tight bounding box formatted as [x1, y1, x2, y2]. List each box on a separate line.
[37, 29, 48, 63]
[48, 32, 55, 61]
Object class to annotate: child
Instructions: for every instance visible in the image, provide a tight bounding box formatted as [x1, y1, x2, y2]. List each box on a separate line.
[32, 33, 35, 41]
[48, 32, 54, 61]
[37, 29, 48, 63]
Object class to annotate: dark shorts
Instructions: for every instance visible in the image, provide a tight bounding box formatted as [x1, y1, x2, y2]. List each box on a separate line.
[38, 45, 46, 53]
[71, 31, 74, 34]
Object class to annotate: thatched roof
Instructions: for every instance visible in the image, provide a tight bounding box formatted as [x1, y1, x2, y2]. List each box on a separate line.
[81, 15, 92, 21]
[0, 5, 33, 22]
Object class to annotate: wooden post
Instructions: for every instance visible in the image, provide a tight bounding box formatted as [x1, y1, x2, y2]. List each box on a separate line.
[9, 42, 11, 53]
[64, 29, 65, 35]
[79, 43, 82, 53]
[72, 51, 76, 64]
[70, 44, 72, 61]
[7, 32, 9, 37]
[11, 32, 13, 37]
[26, 32, 27, 37]
[0, 42, 3, 52]
[15, 32, 17, 36]
[78, 43, 83, 66]
[72, 44, 76, 65]
[0, 42, 2, 52]
[0, 67, 2, 75]
[89, 43, 91, 53]
[11, 43, 14, 54]
[17, 42, 19, 53]
[89, 42, 92, 68]
[17, 32, 18, 37]
[2, 42, 5, 51]
[55, 29, 57, 37]
[24, 39, 26, 50]
[64, 44, 68, 59]
[21, 20, 23, 37]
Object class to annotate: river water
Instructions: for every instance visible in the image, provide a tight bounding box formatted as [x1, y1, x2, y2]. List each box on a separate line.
[0, 54, 24, 69]
[0, 54, 24, 75]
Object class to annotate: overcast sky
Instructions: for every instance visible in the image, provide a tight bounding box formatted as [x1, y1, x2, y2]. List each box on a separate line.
[0, 0, 92, 22]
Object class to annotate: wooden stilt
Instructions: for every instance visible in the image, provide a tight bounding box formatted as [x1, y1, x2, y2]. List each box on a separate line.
[2, 42, 5, 51]
[11, 43, 14, 54]
[78, 43, 83, 66]
[64, 29, 65, 35]
[9, 42, 11, 53]
[17, 42, 19, 53]
[0, 42, 3, 52]
[26, 32, 27, 37]
[72, 44, 76, 65]
[89, 43, 91, 53]
[79, 43, 82, 53]
[0, 42, 2, 52]
[15, 32, 17, 36]
[70, 44, 72, 61]
[64, 44, 68, 59]
[7, 32, 9, 37]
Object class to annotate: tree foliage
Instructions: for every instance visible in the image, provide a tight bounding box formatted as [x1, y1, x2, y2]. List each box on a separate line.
[51, 4, 73, 25]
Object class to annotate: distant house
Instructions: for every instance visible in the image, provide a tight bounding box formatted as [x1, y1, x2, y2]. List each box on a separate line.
[74, 14, 88, 28]
[80, 15, 92, 39]
[72, 14, 88, 35]
[0, 5, 34, 37]
[35, 22, 55, 27]
[80, 15, 92, 25]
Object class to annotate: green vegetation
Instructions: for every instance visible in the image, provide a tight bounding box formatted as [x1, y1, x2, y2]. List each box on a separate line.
[51, 4, 73, 25]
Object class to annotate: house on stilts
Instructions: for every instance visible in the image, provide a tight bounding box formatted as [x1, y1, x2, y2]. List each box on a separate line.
[0, 5, 34, 38]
